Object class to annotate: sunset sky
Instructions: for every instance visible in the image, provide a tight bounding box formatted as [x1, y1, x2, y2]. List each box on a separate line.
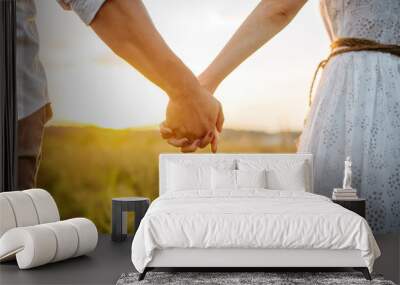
[36, 0, 329, 132]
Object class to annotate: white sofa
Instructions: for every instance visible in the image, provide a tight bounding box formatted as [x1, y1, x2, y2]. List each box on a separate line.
[0, 189, 98, 269]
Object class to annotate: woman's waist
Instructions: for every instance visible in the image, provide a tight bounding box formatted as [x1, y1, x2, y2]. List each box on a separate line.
[329, 38, 400, 57]
[308, 38, 400, 106]
[324, 38, 400, 66]
[331, 34, 400, 47]
[327, 49, 400, 61]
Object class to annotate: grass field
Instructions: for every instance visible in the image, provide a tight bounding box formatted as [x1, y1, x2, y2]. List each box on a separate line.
[37, 125, 299, 233]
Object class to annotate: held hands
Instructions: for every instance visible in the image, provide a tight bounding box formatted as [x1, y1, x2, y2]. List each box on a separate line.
[160, 81, 223, 153]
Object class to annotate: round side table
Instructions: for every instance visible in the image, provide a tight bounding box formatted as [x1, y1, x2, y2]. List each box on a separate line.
[111, 197, 150, 242]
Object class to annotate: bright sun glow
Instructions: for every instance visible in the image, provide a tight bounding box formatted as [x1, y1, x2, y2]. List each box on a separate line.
[36, 0, 329, 132]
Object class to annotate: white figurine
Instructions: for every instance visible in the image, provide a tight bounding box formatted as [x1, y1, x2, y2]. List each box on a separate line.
[343, 156, 352, 190]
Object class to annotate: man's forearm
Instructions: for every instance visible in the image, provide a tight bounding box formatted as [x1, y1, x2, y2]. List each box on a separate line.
[90, 0, 199, 99]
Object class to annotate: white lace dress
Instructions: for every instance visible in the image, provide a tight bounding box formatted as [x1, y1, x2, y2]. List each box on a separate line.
[298, 0, 400, 234]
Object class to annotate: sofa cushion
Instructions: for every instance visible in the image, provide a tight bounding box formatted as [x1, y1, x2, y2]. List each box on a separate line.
[0, 191, 39, 227]
[0, 196, 17, 237]
[0, 189, 60, 238]
[24, 189, 60, 224]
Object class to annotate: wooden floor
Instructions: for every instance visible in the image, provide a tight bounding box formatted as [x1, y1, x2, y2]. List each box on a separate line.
[0, 234, 134, 285]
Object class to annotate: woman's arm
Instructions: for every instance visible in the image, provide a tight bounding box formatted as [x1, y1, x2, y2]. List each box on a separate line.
[199, 0, 307, 93]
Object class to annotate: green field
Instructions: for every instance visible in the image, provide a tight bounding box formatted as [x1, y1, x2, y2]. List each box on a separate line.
[37, 126, 299, 233]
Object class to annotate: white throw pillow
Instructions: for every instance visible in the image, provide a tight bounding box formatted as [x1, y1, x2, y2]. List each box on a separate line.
[238, 159, 307, 191]
[211, 168, 236, 190]
[211, 169, 268, 190]
[266, 164, 306, 191]
[236, 169, 267, 189]
[167, 162, 212, 191]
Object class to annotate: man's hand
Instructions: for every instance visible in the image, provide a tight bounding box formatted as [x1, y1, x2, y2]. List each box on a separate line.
[89, 0, 223, 153]
[160, 86, 224, 153]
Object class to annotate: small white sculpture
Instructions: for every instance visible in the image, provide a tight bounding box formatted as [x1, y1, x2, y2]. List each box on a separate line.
[343, 156, 352, 190]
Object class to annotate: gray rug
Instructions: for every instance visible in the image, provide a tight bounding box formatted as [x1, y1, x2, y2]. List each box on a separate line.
[116, 272, 396, 285]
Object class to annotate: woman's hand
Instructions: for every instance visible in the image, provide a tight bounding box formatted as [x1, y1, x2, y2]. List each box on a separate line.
[197, 72, 219, 95]
[160, 85, 224, 153]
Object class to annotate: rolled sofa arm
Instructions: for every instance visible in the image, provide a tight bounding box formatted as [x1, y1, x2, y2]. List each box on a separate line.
[0, 189, 60, 237]
[0, 218, 98, 269]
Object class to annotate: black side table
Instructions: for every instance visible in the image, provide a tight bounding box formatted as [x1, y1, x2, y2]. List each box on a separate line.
[112, 197, 150, 242]
[332, 198, 366, 218]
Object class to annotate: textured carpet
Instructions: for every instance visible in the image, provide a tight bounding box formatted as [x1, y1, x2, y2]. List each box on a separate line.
[116, 272, 396, 285]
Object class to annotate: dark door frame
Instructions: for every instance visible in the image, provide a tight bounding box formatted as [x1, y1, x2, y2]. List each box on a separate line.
[0, 0, 17, 192]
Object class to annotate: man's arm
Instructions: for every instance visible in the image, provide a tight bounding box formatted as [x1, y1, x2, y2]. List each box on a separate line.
[60, 0, 224, 151]
[198, 0, 307, 94]
[90, 0, 199, 99]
